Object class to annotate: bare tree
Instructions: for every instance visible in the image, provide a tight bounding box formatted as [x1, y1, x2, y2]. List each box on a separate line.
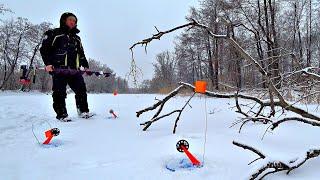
[0, 18, 30, 90]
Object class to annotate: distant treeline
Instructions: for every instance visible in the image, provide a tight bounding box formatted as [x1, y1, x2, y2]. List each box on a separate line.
[140, 0, 320, 93]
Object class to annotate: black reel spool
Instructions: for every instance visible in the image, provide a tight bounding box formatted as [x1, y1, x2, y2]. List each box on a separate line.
[176, 139, 189, 153]
[51, 128, 60, 136]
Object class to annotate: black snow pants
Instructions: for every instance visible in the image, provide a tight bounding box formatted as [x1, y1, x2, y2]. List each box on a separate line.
[52, 72, 89, 118]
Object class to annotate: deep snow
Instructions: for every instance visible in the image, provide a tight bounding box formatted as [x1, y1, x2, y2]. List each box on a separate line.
[1, 92, 320, 180]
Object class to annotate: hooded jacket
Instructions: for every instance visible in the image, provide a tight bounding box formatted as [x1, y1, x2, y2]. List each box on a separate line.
[40, 12, 89, 69]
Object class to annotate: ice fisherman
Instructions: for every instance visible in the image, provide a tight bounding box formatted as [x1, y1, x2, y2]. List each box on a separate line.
[40, 12, 93, 121]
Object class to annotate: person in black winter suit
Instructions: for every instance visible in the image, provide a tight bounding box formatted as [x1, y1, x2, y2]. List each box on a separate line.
[40, 12, 91, 121]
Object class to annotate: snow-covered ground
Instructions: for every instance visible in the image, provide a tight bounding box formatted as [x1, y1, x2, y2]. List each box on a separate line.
[1, 92, 320, 180]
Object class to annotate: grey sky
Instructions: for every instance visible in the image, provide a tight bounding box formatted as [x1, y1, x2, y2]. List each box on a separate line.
[3, 0, 198, 84]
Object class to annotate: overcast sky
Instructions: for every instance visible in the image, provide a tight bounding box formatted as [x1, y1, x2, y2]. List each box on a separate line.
[2, 0, 198, 84]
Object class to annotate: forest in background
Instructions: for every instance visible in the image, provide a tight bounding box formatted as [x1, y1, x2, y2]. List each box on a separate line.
[141, 0, 320, 94]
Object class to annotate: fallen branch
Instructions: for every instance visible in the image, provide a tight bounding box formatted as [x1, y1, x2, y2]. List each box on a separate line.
[271, 117, 320, 131]
[136, 84, 186, 118]
[137, 82, 320, 133]
[238, 117, 272, 133]
[140, 92, 195, 133]
[136, 82, 281, 132]
[233, 141, 320, 180]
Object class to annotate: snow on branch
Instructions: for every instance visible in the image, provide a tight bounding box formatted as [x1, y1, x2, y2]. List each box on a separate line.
[300, 67, 320, 81]
[270, 117, 320, 131]
[233, 116, 320, 137]
[233, 141, 320, 180]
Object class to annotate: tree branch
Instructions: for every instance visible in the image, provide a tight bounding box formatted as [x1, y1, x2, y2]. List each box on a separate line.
[233, 141, 320, 179]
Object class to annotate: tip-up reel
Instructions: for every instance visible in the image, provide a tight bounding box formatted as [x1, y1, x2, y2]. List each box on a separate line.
[32, 119, 61, 146]
[43, 128, 60, 145]
[109, 109, 118, 118]
[176, 139, 190, 153]
[165, 140, 202, 172]
[176, 140, 201, 166]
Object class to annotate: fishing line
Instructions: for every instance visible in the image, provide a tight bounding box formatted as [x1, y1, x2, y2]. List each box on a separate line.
[31, 119, 52, 145]
[202, 95, 209, 165]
